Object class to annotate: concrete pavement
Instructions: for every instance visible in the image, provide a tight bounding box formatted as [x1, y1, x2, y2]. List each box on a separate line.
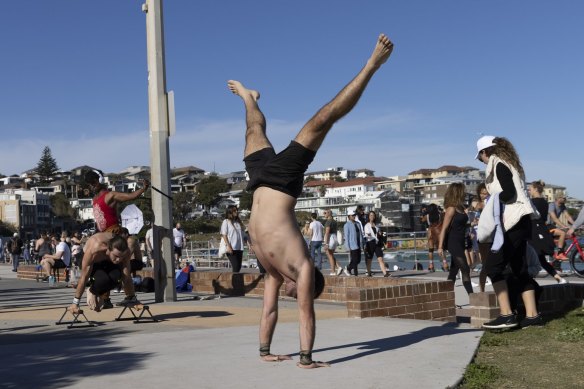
[3, 263, 575, 389]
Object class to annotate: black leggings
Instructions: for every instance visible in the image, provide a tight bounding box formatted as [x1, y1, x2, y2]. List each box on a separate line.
[538, 254, 558, 277]
[486, 217, 536, 292]
[89, 261, 122, 296]
[227, 250, 243, 273]
[447, 239, 474, 295]
[447, 254, 473, 295]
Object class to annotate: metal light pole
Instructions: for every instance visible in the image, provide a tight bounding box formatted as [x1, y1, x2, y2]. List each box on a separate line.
[143, 0, 176, 302]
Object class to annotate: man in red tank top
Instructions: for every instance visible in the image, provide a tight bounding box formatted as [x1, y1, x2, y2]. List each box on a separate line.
[85, 170, 150, 234]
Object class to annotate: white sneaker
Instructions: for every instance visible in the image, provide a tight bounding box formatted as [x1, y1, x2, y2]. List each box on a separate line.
[485, 279, 492, 286]
[558, 277, 568, 284]
[336, 266, 343, 276]
[343, 267, 351, 276]
[329, 272, 336, 276]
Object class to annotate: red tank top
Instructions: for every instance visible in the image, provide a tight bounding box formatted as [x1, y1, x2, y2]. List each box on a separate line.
[92, 191, 118, 232]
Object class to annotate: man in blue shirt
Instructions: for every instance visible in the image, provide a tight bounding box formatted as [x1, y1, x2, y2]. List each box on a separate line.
[343, 209, 364, 276]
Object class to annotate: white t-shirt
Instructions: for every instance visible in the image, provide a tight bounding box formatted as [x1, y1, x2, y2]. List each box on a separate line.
[173, 228, 185, 247]
[56, 241, 72, 267]
[145, 228, 153, 251]
[309, 220, 324, 242]
[220, 219, 243, 251]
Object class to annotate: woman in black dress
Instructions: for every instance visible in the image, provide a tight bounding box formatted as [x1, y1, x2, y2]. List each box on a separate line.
[438, 182, 474, 295]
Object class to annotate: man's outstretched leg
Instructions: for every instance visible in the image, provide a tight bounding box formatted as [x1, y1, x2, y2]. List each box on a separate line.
[294, 34, 393, 151]
[227, 80, 273, 157]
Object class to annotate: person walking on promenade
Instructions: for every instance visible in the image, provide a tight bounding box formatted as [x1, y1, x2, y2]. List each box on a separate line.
[474, 183, 494, 292]
[85, 169, 149, 234]
[8, 233, 23, 272]
[529, 180, 567, 284]
[475, 135, 541, 329]
[308, 212, 324, 270]
[173, 222, 187, 267]
[227, 33, 394, 368]
[301, 220, 312, 247]
[323, 210, 344, 276]
[68, 232, 141, 314]
[425, 203, 447, 272]
[364, 210, 390, 277]
[220, 205, 245, 273]
[437, 183, 474, 296]
[343, 209, 363, 276]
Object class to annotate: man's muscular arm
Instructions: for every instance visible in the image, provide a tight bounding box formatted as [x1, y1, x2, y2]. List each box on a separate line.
[121, 252, 138, 300]
[259, 273, 291, 362]
[295, 262, 329, 369]
[69, 250, 94, 313]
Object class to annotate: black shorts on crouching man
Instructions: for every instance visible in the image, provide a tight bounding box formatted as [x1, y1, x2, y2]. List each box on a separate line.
[244, 141, 316, 199]
[89, 261, 123, 295]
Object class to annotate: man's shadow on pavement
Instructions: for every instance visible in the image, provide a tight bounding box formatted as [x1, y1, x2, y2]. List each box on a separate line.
[310, 322, 482, 364]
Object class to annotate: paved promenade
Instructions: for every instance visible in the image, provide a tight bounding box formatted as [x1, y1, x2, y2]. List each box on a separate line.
[1, 263, 578, 389]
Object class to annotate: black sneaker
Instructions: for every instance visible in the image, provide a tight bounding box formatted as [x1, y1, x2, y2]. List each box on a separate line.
[482, 314, 519, 329]
[520, 315, 543, 329]
[102, 298, 114, 309]
[116, 295, 139, 307]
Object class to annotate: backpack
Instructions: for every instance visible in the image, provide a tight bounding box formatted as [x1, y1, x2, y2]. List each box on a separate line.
[10, 238, 22, 255]
[140, 277, 155, 293]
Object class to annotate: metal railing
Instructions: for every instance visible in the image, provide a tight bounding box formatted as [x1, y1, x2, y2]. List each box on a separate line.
[181, 240, 259, 270]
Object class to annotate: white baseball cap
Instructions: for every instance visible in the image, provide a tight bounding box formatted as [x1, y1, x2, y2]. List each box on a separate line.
[475, 135, 496, 160]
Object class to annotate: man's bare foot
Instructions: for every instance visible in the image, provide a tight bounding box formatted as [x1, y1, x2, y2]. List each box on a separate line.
[227, 80, 260, 102]
[261, 354, 292, 362]
[296, 361, 331, 369]
[368, 33, 394, 68]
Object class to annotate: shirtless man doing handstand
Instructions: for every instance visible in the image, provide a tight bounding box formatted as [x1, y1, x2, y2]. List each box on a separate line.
[69, 232, 141, 313]
[228, 33, 393, 368]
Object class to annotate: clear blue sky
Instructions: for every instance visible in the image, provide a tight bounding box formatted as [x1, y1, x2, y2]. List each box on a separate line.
[1, 1, 583, 197]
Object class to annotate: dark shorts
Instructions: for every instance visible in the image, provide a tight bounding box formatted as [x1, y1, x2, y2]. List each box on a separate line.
[53, 259, 67, 269]
[174, 246, 183, 256]
[244, 141, 316, 199]
[89, 260, 122, 295]
[365, 240, 383, 259]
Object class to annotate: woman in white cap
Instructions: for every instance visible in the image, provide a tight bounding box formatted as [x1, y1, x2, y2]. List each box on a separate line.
[475, 135, 540, 329]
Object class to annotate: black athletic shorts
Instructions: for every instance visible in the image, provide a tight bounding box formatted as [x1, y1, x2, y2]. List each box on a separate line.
[89, 260, 122, 295]
[244, 141, 316, 199]
[53, 259, 67, 269]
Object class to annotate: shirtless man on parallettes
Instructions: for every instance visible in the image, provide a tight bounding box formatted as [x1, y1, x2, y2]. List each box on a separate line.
[228, 33, 393, 369]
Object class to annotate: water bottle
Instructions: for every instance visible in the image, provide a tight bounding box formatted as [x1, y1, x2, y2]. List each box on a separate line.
[49, 276, 55, 287]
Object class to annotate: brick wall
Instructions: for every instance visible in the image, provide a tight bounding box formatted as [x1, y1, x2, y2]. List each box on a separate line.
[469, 284, 584, 328]
[190, 271, 456, 322]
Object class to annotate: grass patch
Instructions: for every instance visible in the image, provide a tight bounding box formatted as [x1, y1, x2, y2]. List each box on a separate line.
[556, 327, 584, 342]
[459, 308, 584, 388]
[460, 364, 501, 389]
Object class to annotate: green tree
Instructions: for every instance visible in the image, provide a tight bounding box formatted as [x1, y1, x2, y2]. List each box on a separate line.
[172, 191, 196, 221]
[36, 146, 59, 183]
[51, 193, 76, 219]
[195, 175, 228, 210]
[0, 220, 16, 236]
